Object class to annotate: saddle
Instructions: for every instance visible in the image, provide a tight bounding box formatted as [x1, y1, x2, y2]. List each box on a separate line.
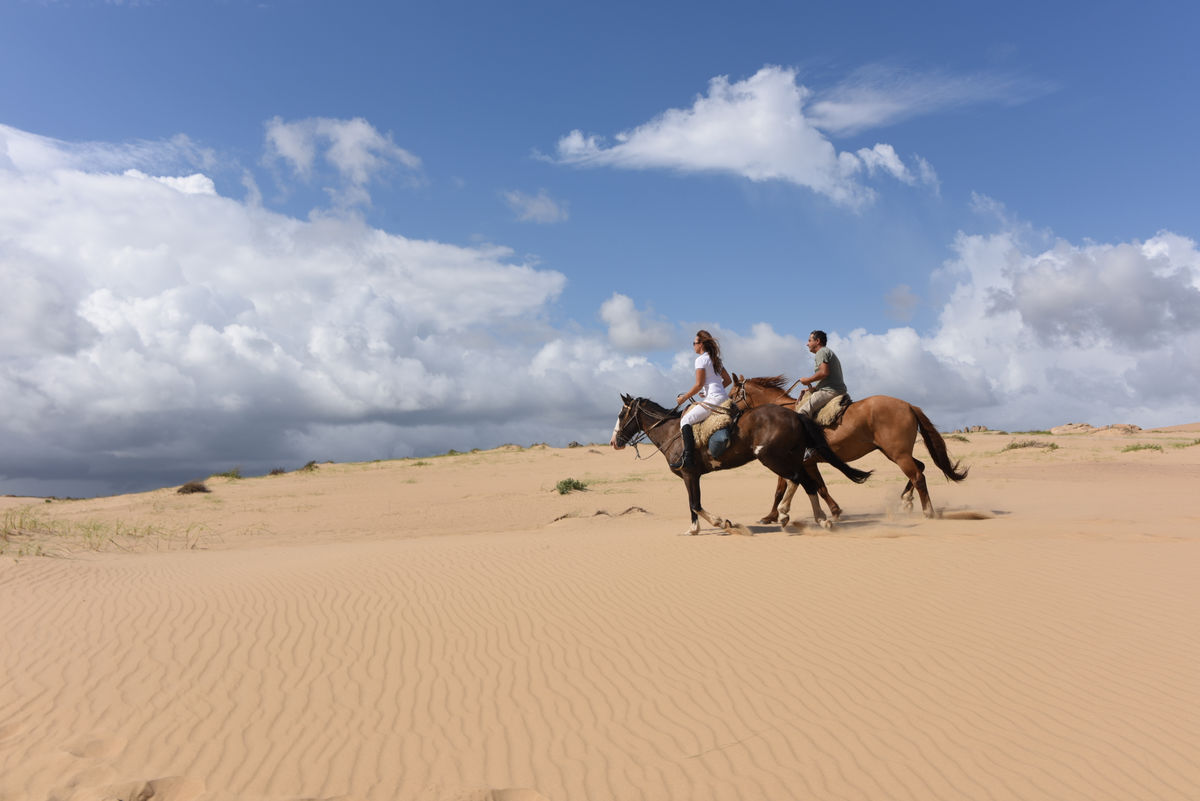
[692, 399, 738, 456]
[796, 390, 852, 428]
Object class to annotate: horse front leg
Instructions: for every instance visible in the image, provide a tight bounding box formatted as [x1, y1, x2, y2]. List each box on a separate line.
[684, 472, 749, 536]
[684, 473, 702, 535]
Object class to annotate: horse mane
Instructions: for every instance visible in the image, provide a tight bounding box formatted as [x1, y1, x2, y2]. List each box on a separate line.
[748, 375, 790, 392]
[638, 397, 681, 418]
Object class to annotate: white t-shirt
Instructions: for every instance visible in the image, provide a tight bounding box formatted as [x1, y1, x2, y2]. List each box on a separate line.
[695, 352, 728, 403]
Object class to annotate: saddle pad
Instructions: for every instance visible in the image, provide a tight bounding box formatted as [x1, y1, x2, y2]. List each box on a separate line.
[796, 391, 852, 428]
[693, 399, 736, 446]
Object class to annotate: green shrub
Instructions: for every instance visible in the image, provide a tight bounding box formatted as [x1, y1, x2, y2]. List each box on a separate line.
[555, 477, 588, 495]
[1002, 440, 1057, 451]
[1122, 443, 1162, 453]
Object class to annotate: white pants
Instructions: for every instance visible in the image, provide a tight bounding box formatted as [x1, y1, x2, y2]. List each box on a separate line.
[681, 403, 712, 428]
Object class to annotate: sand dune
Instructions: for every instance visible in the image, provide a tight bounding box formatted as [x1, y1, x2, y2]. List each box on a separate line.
[2, 427, 1199, 800]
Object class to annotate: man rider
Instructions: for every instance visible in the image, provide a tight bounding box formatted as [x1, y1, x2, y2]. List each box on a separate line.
[796, 331, 846, 457]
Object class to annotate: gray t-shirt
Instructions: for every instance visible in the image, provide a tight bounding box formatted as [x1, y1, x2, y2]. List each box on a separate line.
[811, 346, 846, 393]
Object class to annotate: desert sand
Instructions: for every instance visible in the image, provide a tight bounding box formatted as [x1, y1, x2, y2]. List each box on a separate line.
[2, 424, 1199, 801]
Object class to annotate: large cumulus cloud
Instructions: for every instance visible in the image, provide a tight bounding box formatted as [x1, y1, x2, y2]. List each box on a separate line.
[0, 123, 643, 496]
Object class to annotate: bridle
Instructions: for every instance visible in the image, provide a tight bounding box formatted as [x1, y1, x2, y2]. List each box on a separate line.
[615, 398, 683, 458]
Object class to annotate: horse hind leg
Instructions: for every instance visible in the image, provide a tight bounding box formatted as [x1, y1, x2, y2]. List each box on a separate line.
[759, 475, 787, 524]
[805, 462, 842, 521]
[898, 459, 923, 512]
[760, 453, 825, 531]
[893, 455, 935, 517]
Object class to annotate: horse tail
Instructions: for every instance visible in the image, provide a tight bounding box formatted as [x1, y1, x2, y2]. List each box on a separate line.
[798, 415, 872, 485]
[911, 406, 969, 482]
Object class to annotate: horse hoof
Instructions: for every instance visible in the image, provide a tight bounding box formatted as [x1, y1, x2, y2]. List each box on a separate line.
[821, 519, 834, 530]
[902, 501, 914, 512]
[779, 515, 790, 528]
[758, 516, 778, 525]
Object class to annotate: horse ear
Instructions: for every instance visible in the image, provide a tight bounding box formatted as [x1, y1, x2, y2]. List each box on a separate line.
[621, 393, 631, 403]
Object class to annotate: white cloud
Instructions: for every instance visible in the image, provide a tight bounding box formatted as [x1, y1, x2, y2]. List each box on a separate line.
[125, 169, 217, 195]
[553, 66, 933, 208]
[688, 226, 1200, 432]
[0, 124, 580, 495]
[263, 116, 421, 207]
[876, 227, 1200, 428]
[503, 188, 569, 223]
[599, 293, 674, 351]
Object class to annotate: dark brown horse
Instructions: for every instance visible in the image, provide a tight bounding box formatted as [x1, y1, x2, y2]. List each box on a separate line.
[610, 394, 871, 534]
[730, 375, 968, 521]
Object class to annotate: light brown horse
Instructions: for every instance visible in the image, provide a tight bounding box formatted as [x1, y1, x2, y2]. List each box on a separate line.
[611, 394, 871, 534]
[730, 375, 968, 520]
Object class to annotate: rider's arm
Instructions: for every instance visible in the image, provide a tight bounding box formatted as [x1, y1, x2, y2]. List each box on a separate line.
[801, 361, 830, 387]
[677, 367, 706, 404]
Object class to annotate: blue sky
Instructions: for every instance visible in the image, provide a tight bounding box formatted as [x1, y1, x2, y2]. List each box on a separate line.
[2, 0, 1199, 496]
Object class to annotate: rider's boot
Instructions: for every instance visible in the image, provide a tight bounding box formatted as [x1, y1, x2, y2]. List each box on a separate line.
[670, 424, 697, 470]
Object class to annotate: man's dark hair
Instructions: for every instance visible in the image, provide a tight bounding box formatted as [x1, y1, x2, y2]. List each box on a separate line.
[810, 330, 828, 347]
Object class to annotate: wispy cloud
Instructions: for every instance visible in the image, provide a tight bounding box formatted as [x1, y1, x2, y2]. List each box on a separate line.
[807, 64, 1053, 136]
[263, 116, 421, 207]
[503, 188, 569, 223]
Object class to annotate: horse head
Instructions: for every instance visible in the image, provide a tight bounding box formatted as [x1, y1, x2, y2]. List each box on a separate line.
[611, 394, 641, 450]
[730, 374, 750, 409]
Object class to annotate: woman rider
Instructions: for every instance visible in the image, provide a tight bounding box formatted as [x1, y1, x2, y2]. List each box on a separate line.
[672, 329, 732, 470]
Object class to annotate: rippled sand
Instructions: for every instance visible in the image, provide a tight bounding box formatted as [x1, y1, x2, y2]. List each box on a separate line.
[2, 425, 1198, 800]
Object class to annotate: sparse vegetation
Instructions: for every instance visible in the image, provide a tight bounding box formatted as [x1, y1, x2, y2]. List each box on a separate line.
[411, 461, 431, 467]
[946, 434, 970, 443]
[177, 481, 210, 494]
[299, 461, 319, 472]
[555, 477, 589, 495]
[1122, 443, 1163, 453]
[268, 467, 286, 476]
[2, 507, 209, 555]
[1174, 438, 1200, 449]
[1002, 440, 1058, 452]
[212, 467, 243, 479]
[1014, 430, 1052, 435]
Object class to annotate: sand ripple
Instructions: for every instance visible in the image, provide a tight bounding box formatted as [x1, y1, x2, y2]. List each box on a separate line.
[2, 525, 1198, 801]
